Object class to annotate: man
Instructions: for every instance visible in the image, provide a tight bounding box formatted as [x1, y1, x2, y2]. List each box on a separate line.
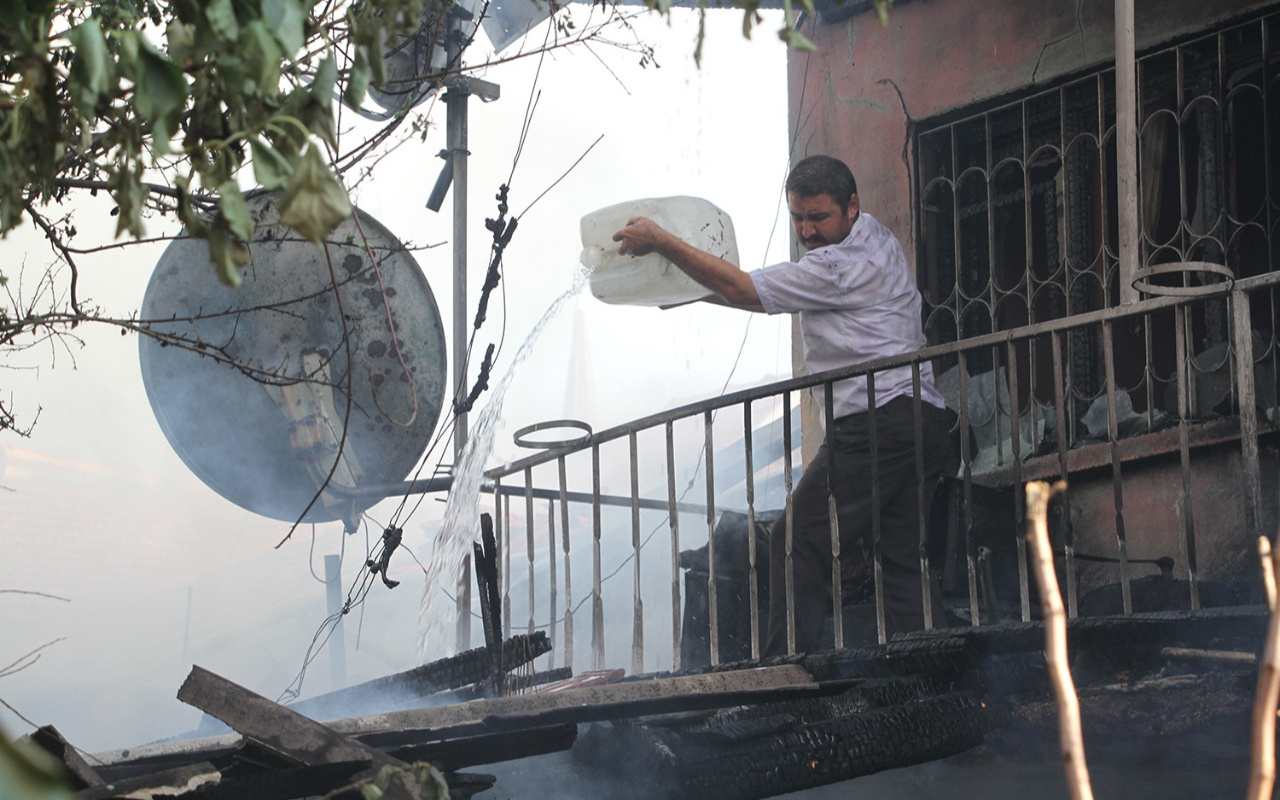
[612, 154, 950, 655]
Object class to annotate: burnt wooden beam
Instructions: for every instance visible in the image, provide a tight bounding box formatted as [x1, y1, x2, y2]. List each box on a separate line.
[286, 633, 551, 722]
[177, 665, 395, 771]
[163, 761, 370, 800]
[388, 724, 578, 771]
[333, 665, 853, 748]
[76, 762, 219, 800]
[26, 726, 104, 790]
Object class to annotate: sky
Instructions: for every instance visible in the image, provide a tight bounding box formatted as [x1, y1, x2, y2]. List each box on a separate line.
[0, 6, 795, 753]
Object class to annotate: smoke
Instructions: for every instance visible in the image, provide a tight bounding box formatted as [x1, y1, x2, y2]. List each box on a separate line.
[417, 274, 587, 663]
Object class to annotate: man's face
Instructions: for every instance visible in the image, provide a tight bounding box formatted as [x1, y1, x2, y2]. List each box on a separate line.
[788, 191, 859, 251]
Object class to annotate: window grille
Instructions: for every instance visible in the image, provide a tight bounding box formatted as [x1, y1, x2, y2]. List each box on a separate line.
[917, 9, 1280, 445]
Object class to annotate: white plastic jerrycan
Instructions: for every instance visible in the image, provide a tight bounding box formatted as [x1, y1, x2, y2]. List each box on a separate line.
[579, 196, 740, 306]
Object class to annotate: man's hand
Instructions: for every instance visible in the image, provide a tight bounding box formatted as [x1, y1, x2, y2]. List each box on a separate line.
[612, 216, 673, 258]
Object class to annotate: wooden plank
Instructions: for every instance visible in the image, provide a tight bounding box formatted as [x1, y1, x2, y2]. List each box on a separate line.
[28, 726, 104, 789]
[176, 665, 394, 770]
[171, 761, 369, 800]
[388, 724, 578, 771]
[76, 762, 219, 800]
[331, 665, 844, 747]
[287, 633, 550, 723]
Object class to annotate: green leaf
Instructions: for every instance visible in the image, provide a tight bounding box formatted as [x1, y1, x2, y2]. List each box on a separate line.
[279, 144, 351, 245]
[66, 18, 113, 117]
[343, 48, 371, 110]
[365, 24, 387, 89]
[313, 53, 338, 105]
[777, 25, 815, 51]
[217, 54, 246, 104]
[218, 181, 254, 242]
[204, 0, 240, 42]
[301, 53, 339, 147]
[411, 762, 450, 800]
[208, 224, 251, 287]
[165, 17, 196, 65]
[0, 732, 75, 800]
[250, 135, 294, 189]
[133, 45, 187, 154]
[175, 175, 211, 238]
[109, 162, 147, 238]
[240, 20, 283, 95]
[872, 0, 892, 25]
[264, 0, 305, 55]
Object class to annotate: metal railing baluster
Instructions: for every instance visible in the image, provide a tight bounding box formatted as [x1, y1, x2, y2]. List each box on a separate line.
[1050, 330, 1078, 618]
[1174, 305, 1201, 610]
[912, 364, 932, 630]
[1101, 320, 1133, 615]
[1232, 290, 1263, 543]
[666, 421, 681, 671]
[958, 352, 980, 626]
[825, 383, 843, 650]
[547, 496, 557, 666]
[591, 442, 604, 670]
[558, 456, 573, 671]
[1007, 340, 1030, 622]
[783, 390, 796, 656]
[629, 431, 644, 675]
[743, 402, 760, 658]
[704, 410, 719, 666]
[525, 467, 536, 637]
[868, 374, 884, 646]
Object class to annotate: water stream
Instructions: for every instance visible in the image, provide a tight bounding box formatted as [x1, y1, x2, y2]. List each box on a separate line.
[417, 272, 587, 662]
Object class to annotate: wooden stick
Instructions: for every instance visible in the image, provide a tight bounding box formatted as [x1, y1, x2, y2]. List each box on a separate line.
[1247, 537, 1280, 800]
[1259, 537, 1276, 612]
[1024, 480, 1094, 800]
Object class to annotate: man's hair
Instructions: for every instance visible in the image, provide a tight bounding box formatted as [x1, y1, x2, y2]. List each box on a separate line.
[785, 155, 858, 211]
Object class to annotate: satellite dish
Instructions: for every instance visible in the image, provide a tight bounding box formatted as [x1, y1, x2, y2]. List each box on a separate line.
[139, 202, 448, 524]
[360, 0, 483, 120]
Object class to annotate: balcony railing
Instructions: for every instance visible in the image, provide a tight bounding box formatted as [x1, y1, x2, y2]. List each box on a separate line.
[470, 270, 1280, 674]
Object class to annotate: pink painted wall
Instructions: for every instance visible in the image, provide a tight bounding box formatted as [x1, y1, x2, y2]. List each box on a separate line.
[786, 0, 1275, 267]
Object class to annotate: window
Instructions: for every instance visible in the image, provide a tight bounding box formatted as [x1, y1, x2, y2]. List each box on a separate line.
[916, 9, 1280, 450]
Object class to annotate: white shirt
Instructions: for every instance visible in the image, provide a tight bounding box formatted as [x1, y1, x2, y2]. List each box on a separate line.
[750, 212, 946, 418]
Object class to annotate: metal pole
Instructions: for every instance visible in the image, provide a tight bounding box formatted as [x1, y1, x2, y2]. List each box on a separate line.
[1116, 0, 1140, 305]
[324, 554, 347, 689]
[447, 45, 474, 653]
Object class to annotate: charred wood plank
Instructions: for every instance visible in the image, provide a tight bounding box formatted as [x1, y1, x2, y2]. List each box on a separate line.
[27, 726, 104, 789]
[76, 762, 220, 800]
[673, 692, 991, 800]
[887, 607, 1269, 659]
[286, 633, 551, 721]
[177, 665, 393, 770]
[475, 513, 503, 653]
[440, 771, 496, 800]
[159, 760, 369, 800]
[576, 691, 991, 800]
[388, 724, 578, 771]
[504, 667, 573, 693]
[336, 666, 849, 748]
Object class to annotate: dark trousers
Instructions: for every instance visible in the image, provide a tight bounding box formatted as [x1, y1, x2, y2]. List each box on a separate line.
[764, 396, 950, 656]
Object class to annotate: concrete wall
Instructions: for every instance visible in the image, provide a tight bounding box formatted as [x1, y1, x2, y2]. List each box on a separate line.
[1067, 444, 1279, 593]
[786, 0, 1276, 266]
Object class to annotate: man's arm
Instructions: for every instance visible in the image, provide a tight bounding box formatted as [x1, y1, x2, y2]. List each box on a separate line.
[612, 217, 764, 311]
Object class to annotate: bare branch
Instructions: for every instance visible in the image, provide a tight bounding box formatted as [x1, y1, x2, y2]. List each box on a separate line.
[0, 695, 43, 730]
[0, 638, 67, 679]
[1024, 480, 1093, 800]
[1249, 536, 1280, 800]
[0, 590, 71, 602]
